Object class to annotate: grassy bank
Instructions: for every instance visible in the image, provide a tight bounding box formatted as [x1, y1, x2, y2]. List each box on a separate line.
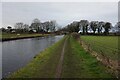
[0, 33, 50, 41]
[61, 35, 113, 78]
[7, 36, 66, 78]
[6, 35, 114, 78]
[80, 36, 119, 60]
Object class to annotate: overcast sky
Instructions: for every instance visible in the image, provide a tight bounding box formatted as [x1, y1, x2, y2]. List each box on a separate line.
[1, 2, 118, 28]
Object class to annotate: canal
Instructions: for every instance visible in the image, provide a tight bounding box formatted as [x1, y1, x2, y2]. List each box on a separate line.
[2, 35, 64, 78]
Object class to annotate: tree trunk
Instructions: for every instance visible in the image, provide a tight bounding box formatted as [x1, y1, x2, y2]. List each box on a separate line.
[85, 26, 88, 34]
[93, 30, 95, 34]
[83, 26, 85, 35]
[98, 28, 100, 34]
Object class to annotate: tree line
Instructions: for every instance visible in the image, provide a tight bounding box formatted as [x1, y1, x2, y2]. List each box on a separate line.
[1, 19, 120, 35]
[1, 18, 58, 33]
[62, 20, 120, 35]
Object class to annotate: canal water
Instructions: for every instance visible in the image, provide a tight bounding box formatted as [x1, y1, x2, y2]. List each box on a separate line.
[2, 35, 64, 78]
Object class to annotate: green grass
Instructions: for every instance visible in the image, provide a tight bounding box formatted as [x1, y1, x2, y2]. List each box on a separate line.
[61, 35, 113, 78]
[81, 36, 119, 60]
[8, 36, 66, 78]
[7, 35, 114, 78]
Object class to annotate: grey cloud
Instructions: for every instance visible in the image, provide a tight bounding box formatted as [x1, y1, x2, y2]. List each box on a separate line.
[2, 2, 118, 28]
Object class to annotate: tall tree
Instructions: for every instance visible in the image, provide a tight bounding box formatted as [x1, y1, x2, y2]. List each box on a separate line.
[23, 24, 29, 32]
[117, 22, 120, 28]
[0, 27, 6, 33]
[72, 21, 80, 32]
[14, 22, 24, 33]
[23, 24, 29, 30]
[44, 21, 50, 32]
[79, 20, 89, 34]
[0, 27, 6, 32]
[14, 22, 24, 29]
[49, 20, 57, 32]
[97, 22, 105, 34]
[115, 22, 120, 33]
[90, 21, 99, 34]
[103, 22, 112, 35]
[31, 18, 41, 32]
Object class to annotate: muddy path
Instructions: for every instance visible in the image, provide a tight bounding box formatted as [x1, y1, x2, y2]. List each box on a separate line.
[55, 37, 68, 78]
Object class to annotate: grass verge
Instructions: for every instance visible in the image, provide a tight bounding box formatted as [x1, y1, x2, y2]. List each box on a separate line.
[1, 33, 50, 41]
[61, 35, 114, 78]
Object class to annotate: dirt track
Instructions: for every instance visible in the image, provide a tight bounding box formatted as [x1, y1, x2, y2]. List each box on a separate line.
[55, 37, 67, 78]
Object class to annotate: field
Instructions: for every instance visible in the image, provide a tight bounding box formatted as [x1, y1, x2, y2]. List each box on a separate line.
[81, 36, 119, 60]
[7, 35, 114, 78]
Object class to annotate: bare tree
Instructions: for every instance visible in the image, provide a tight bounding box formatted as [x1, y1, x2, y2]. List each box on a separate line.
[23, 24, 29, 30]
[14, 22, 24, 29]
[23, 24, 29, 32]
[49, 20, 57, 32]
